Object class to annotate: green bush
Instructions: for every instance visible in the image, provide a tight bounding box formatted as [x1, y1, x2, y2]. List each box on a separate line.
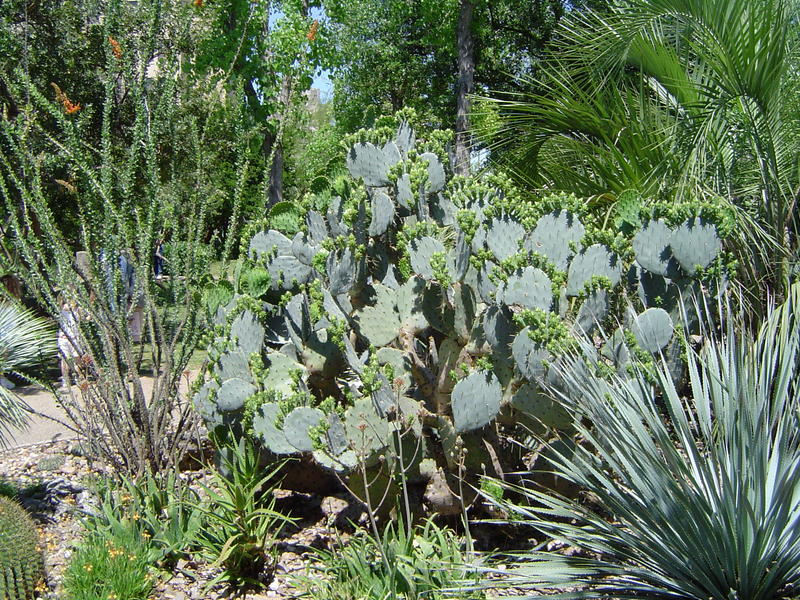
[482, 282, 800, 600]
[63, 528, 153, 600]
[82, 471, 202, 569]
[302, 517, 482, 600]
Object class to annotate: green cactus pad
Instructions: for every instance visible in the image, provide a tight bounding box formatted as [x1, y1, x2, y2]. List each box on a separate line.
[575, 289, 609, 335]
[632, 307, 674, 353]
[252, 403, 296, 455]
[396, 276, 430, 333]
[355, 284, 401, 346]
[486, 216, 525, 261]
[284, 406, 325, 453]
[291, 232, 317, 266]
[264, 351, 305, 395]
[511, 383, 571, 429]
[369, 191, 395, 236]
[566, 244, 622, 296]
[419, 152, 445, 193]
[633, 219, 680, 277]
[202, 280, 235, 317]
[239, 266, 271, 298]
[306, 210, 328, 244]
[344, 398, 391, 460]
[395, 121, 416, 154]
[396, 173, 413, 209]
[451, 371, 502, 432]
[512, 329, 549, 381]
[216, 377, 256, 412]
[483, 305, 514, 352]
[497, 267, 553, 311]
[525, 210, 584, 270]
[215, 350, 252, 383]
[670, 217, 722, 273]
[409, 236, 446, 279]
[249, 229, 292, 259]
[230, 310, 264, 356]
[346, 141, 400, 187]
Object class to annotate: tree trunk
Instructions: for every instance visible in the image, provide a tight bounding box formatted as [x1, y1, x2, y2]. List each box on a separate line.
[265, 0, 309, 209]
[454, 0, 475, 177]
[267, 75, 291, 208]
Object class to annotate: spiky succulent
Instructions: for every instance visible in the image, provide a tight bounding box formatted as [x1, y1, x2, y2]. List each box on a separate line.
[194, 117, 730, 513]
[0, 497, 46, 599]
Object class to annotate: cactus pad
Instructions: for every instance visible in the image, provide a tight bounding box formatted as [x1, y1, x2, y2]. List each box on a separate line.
[451, 371, 502, 432]
[497, 267, 553, 311]
[252, 403, 296, 455]
[566, 244, 622, 296]
[632, 307, 674, 353]
[633, 219, 680, 277]
[216, 377, 256, 412]
[512, 383, 571, 429]
[230, 310, 264, 356]
[409, 236, 446, 280]
[369, 191, 395, 236]
[512, 329, 549, 381]
[284, 407, 325, 453]
[670, 217, 722, 273]
[525, 210, 584, 270]
[486, 216, 525, 261]
[575, 289, 609, 335]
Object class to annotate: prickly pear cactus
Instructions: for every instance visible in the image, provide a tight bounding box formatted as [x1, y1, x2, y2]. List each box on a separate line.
[0, 497, 46, 600]
[194, 112, 734, 513]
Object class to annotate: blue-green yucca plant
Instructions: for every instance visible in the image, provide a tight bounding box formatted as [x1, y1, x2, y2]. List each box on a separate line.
[484, 282, 800, 600]
[0, 302, 55, 446]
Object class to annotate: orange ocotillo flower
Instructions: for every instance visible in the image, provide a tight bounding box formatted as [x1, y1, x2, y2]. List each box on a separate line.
[108, 36, 123, 60]
[50, 83, 81, 115]
[307, 19, 319, 42]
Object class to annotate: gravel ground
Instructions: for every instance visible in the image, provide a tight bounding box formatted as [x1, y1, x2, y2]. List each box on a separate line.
[0, 440, 364, 599]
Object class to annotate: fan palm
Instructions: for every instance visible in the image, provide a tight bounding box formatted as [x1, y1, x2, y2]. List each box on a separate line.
[487, 0, 800, 285]
[482, 282, 800, 600]
[0, 301, 55, 446]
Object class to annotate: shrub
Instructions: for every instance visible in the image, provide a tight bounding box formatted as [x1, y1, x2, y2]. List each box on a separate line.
[82, 471, 202, 569]
[302, 517, 482, 600]
[63, 528, 154, 600]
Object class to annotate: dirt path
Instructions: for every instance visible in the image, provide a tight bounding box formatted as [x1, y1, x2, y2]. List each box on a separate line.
[6, 373, 197, 448]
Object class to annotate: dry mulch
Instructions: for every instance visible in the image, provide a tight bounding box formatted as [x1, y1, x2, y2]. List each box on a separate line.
[0, 440, 364, 599]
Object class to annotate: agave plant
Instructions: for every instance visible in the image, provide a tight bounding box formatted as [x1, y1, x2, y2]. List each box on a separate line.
[483, 282, 800, 600]
[0, 301, 55, 446]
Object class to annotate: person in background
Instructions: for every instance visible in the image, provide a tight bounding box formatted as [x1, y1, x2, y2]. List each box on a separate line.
[57, 293, 82, 391]
[154, 235, 166, 280]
